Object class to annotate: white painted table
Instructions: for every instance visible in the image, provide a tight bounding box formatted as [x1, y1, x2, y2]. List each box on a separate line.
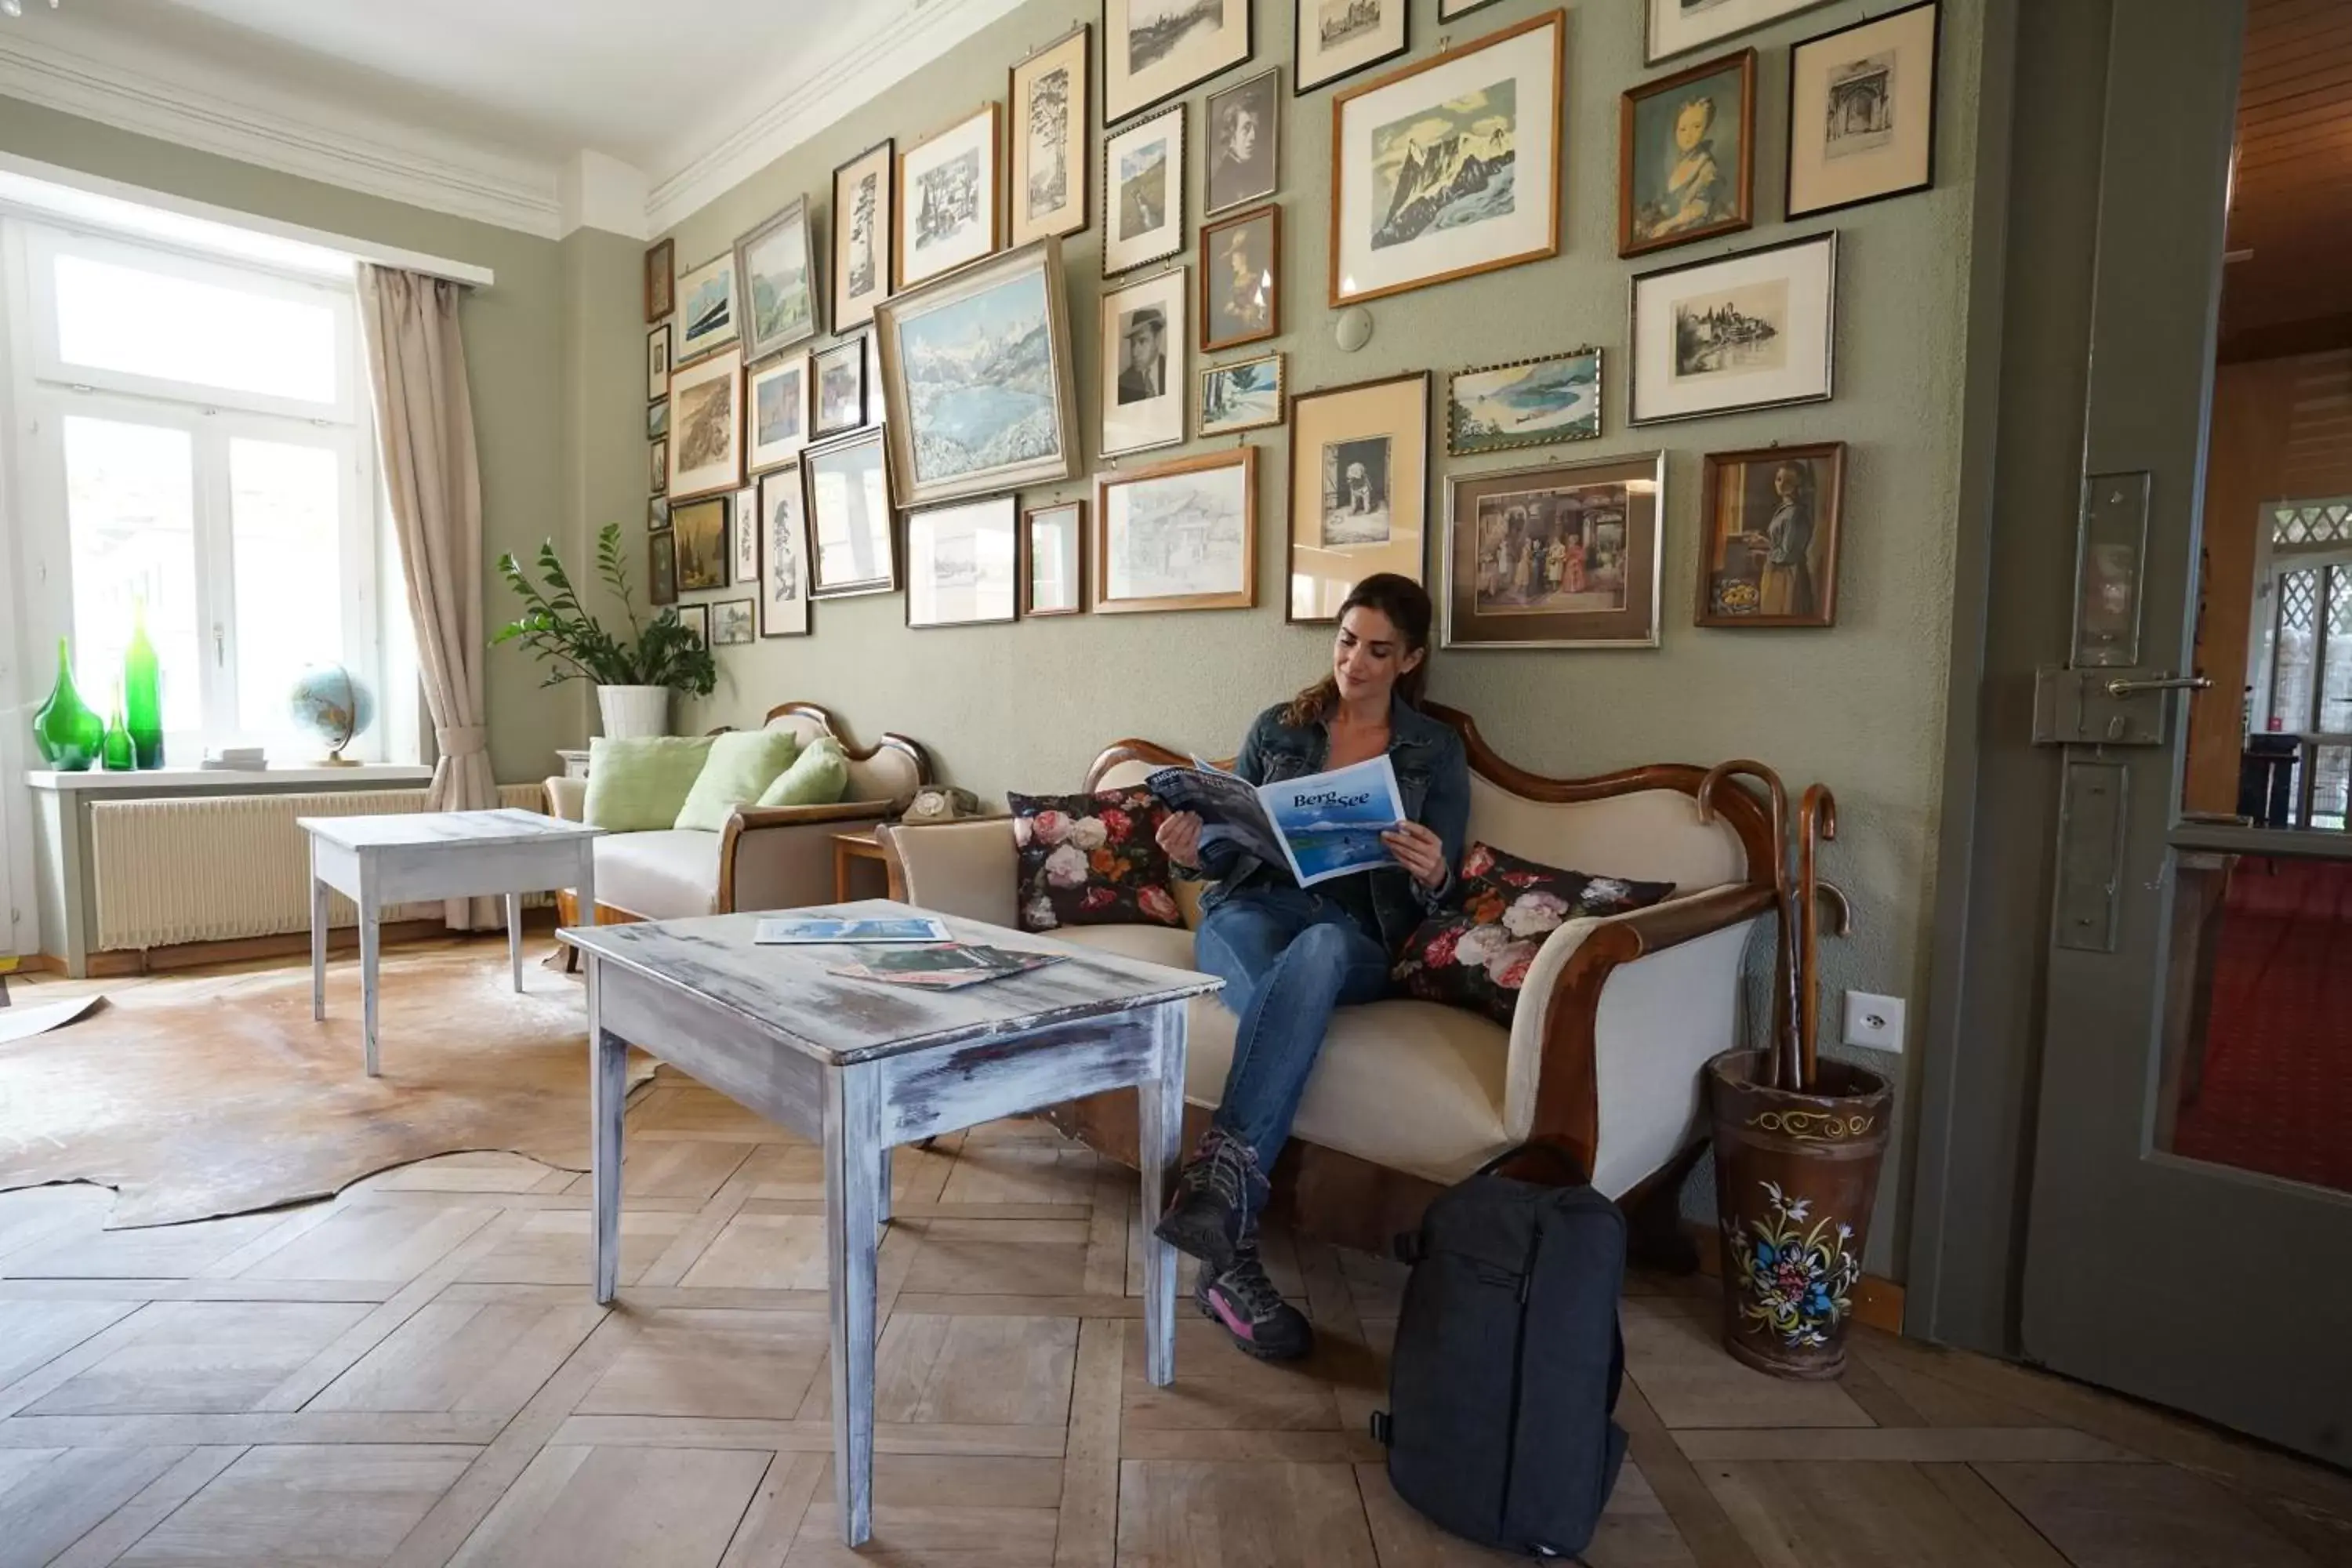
[299, 808, 603, 1076]
[558, 898, 1218, 1547]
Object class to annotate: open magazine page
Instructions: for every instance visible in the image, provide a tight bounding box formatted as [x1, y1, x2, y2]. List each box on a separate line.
[1256, 755, 1408, 887]
[1145, 763, 1287, 867]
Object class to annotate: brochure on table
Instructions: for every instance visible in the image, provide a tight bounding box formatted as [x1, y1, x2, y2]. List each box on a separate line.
[1146, 754, 1407, 887]
[754, 915, 951, 945]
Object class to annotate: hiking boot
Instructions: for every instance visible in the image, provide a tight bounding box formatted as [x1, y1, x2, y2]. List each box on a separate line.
[1152, 1127, 1266, 1273]
[1194, 1250, 1314, 1361]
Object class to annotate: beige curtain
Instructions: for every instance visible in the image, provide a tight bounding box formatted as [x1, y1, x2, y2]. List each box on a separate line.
[358, 264, 497, 928]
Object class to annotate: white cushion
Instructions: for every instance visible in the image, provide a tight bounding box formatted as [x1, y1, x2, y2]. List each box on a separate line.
[594, 829, 723, 920]
[1465, 775, 1744, 893]
[1055, 924, 1513, 1184]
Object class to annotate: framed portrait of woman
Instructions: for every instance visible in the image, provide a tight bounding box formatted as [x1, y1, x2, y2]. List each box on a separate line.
[1619, 49, 1755, 258]
[1696, 441, 1845, 627]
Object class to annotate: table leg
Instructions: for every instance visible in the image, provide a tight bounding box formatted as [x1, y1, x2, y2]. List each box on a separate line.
[1138, 1001, 1186, 1388]
[358, 857, 381, 1078]
[877, 1145, 893, 1226]
[576, 843, 598, 927]
[824, 1064, 882, 1547]
[589, 960, 626, 1305]
[505, 892, 524, 993]
[309, 844, 328, 1023]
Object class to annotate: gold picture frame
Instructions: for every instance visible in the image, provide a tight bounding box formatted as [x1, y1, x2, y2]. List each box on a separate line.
[666, 347, 745, 500]
[1286, 370, 1430, 623]
[897, 104, 1003, 292]
[1008, 25, 1091, 246]
[1094, 447, 1257, 614]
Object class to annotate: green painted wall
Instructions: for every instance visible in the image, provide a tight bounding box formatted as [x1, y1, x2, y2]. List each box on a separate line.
[0, 95, 605, 786]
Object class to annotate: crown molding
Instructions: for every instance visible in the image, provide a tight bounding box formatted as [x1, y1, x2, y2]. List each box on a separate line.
[644, 0, 1028, 234]
[0, 29, 564, 239]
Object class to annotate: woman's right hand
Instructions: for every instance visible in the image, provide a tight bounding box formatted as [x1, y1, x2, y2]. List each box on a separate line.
[1156, 811, 1204, 869]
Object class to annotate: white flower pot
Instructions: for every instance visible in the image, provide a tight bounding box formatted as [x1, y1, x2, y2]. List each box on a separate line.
[596, 684, 670, 739]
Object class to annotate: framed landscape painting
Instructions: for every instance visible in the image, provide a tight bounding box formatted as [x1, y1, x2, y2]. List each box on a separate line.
[710, 598, 755, 646]
[747, 351, 809, 472]
[1646, 0, 1832, 64]
[648, 526, 677, 604]
[875, 238, 1080, 507]
[1095, 447, 1257, 614]
[1199, 350, 1284, 435]
[1628, 231, 1836, 424]
[804, 430, 898, 597]
[1104, 0, 1251, 125]
[1295, 0, 1406, 95]
[1787, 1, 1940, 219]
[757, 464, 811, 637]
[644, 238, 673, 322]
[1022, 501, 1084, 615]
[832, 140, 895, 332]
[1620, 49, 1755, 257]
[678, 602, 710, 646]
[898, 105, 1001, 292]
[1286, 371, 1429, 622]
[1329, 10, 1563, 307]
[1010, 26, 1090, 245]
[1697, 441, 1845, 626]
[670, 495, 730, 593]
[813, 339, 866, 437]
[675, 250, 738, 362]
[734, 198, 819, 361]
[667, 347, 745, 499]
[907, 495, 1020, 629]
[1447, 347, 1601, 456]
[1442, 451, 1665, 649]
[1101, 268, 1188, 458]
[1103, 104, 1186, 274]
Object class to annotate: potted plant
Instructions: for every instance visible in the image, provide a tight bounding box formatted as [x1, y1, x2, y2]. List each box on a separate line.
[494, 521, 714, 739]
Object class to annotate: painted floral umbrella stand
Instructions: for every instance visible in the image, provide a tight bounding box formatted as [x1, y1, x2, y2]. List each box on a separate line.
[1698, 765, 1892, 1380]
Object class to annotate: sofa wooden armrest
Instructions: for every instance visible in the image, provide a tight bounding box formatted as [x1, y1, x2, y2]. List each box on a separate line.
[717, 800, 896, 913]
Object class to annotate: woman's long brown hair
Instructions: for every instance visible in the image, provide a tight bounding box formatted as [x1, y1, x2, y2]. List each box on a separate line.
[1280, 573, 1434, 728]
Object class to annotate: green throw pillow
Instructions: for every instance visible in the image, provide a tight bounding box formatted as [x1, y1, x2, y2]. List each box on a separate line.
[755, 736, 851, 808]
[583, 735, 716, 832]
[674, 729, 801, 832]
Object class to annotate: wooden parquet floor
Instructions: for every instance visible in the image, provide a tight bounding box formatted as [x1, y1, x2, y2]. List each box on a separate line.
[2, 940, 2349, 1566]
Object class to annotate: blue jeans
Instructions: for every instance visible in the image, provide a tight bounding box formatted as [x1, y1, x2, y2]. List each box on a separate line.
[1193, 885, 1392, 1173]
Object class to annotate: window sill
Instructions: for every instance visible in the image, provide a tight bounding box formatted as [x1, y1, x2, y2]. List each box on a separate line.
[24, 764, 434, 793]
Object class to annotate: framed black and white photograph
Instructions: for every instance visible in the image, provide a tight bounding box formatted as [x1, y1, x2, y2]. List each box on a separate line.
[1010, 25, 1091, 246]
[710, 598, 756, 646]
[1199, 350, 1285, 436]
[734, 198, 820, 361]
[1329, 11, 1563, 307]
[1103, 103, 1186, 275]
[678, 601, 710, 646]
[1646, 0, 1833, 64]
[1286, 370, 1429, 622]
[1295, 0, 1406, 96]
[1101, 269, 1188, 458]
[757, 463, 811, 637]
[1629, 231, 1836, 424]
[1199, 203, 1279, 352]
[747, 351, 809, 472]
[907, 495, 1020, 629]
[675, 250, 738, 362]
[1205, 67, 1279, 214]
[666, 346, 745, 499]
[813, 339, 866, 437]
[1448, 347, 1601, 456]
[898, 105, 1001, 292]
[1095, 447, 1257, 614]
[1443, 450, 1665, 648]
[832, 139, 895, 332]
[1438, 0, 1505, 18]
[650, 437, 668, 496]
[646, 323, 670, 401]
[732, 485, 759, 585]
[648, 400, 668, 440]
[1022, 500, 1084, 616]
[647, 495, 669, 532]
[1104, 0, 1252, 125]
[876, 238, 1081, 506]
[648, 524, 677, 605]
[1620, 49, 1755, 257]
[1787, 1, 1940, 219]
[804, 429, 898, 597]
[670, 495, 730, 593]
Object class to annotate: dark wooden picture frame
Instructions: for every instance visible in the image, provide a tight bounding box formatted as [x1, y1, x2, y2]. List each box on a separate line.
[648, 525, 677, 605]
[1198, 203, 1280, 353]
[1784, 0, 1942, 220]
[1102, 0, 1254, 125]
[1619, 49, 1756, 258]
[670, 495, 731, 593]
[1021, 500, 1086, 617]
[1293, 0, 1409, 96]
[644, 237, 673, 323]
[1695, 440, 1846, 627]
[812, 339, 867, 438]
[831, 138, 896, 334]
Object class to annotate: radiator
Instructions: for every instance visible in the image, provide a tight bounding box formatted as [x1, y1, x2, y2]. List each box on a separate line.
[89, 784, 551, 952]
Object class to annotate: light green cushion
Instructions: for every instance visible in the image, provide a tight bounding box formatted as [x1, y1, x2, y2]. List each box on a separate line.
[755, 736, 851, 808]
[674, 729, 801, 832]
[583, 736, 717, 832]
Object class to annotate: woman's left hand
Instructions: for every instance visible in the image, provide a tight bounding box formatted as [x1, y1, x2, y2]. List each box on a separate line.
[1382, 821, 1449, 890]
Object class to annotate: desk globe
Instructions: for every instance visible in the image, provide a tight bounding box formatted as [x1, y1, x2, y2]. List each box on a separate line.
[289, 663, 375, 765]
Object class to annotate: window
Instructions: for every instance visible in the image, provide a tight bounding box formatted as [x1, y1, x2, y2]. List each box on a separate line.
[15, 223, 403, 762]
[2251, 499, 2352, 828]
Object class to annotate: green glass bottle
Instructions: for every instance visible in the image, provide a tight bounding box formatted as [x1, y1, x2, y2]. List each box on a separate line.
[101, 695, 133, 771]
[124, 597, 163, 768]
[31, 637, 103, 771]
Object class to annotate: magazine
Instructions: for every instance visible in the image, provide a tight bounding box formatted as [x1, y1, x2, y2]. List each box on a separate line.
[1146, 753, 1408, 888]
[826, 943, 1065, 990]
[755, 915, 951, 945]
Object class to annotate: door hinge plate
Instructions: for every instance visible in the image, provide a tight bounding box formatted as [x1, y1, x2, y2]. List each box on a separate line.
[2055, 760, 2129, 953]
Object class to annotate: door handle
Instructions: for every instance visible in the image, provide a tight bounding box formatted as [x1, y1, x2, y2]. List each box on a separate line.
[2102, 673, 2211, 699]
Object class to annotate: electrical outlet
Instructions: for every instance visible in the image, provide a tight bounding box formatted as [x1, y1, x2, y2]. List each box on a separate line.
[1842, 992, 1907, 1053]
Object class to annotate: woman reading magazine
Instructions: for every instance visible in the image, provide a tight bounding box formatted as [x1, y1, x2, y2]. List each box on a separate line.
[1153, 573, 1469, 1359]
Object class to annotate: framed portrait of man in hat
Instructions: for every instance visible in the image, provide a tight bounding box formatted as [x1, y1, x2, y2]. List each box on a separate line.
[1101, 270, 1186, 457]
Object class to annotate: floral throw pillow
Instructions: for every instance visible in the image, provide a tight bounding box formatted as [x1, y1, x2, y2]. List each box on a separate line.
[1009, 787, 1185, 932]
[1392, 842, 1677, 1027]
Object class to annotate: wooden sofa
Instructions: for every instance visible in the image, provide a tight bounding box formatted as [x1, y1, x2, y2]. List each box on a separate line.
[884, 703, 1777, 1258]
[545, 701, 931, 926]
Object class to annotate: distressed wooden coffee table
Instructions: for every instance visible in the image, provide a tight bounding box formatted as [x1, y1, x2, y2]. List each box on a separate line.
[558, 898, 1217, 1547]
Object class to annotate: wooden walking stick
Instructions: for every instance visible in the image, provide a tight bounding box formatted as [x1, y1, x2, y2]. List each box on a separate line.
[1795, 786, 1847, 1091]
[1698, 760, 1798, 1090]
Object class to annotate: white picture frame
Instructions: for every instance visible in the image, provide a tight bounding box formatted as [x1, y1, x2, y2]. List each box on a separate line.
[1102, 103, 1186, 276]
[1101, 269, 1188, 458]
[898, 105, 1003, 292]
[757, 463, 811, 637]
[1646, 0, 1835, 64]
[1628, 232, 1837, 425]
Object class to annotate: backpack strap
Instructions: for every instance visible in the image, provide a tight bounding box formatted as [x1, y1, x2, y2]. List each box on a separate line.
[1470, 1141, 1592, 1185]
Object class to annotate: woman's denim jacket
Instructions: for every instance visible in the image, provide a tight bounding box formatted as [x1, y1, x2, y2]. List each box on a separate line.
[1191, 697, 1472, 952]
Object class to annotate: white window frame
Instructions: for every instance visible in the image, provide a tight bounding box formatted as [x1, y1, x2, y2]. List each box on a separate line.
[5, 217, 394, 763]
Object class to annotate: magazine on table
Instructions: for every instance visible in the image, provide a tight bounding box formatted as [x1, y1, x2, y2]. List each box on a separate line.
[755, 914, 951, 945]
[1145, 753, 1408, 888]
[826, 943, 1065, 990]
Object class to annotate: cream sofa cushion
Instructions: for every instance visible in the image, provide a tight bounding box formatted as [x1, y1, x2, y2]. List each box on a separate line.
[765, 711, 922, 809]
[1055, 924, 1512, 1185]
[594, 829, 723, 920]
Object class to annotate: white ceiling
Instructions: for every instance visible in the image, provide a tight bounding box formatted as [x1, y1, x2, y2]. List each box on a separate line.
[0, 0, 1024, 238]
